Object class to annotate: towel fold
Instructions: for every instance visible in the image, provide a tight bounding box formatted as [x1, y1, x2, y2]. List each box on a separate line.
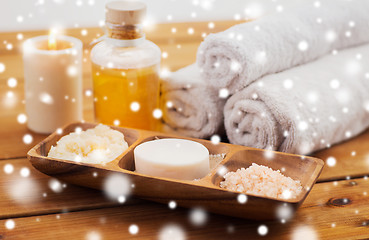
[224, 44, 369, 154]
[161, 64, 226, 138]
[197, 0, 369, 94]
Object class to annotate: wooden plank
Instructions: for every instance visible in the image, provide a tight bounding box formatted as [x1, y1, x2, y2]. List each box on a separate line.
[0, 178, 368, 239]
[314, 129, 369, 181]
[0, 158, 138, 219]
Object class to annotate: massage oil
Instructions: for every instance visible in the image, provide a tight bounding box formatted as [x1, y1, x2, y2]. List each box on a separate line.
[91, 1, 161, 130]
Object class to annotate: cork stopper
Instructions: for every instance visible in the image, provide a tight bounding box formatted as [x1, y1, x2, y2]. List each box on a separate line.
[106, 1, 146, 26]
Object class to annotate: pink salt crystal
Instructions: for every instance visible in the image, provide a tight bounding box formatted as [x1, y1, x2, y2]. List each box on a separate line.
[220, 163, 302, 199]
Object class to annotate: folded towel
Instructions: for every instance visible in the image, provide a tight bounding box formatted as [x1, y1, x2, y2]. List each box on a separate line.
[197, 0, 369, 94]
[161, 64, 226, 138]
[224, 44, 369, 154]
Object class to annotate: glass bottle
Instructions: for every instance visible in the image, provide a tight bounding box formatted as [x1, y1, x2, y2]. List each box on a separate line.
[91, 1, 161, 130]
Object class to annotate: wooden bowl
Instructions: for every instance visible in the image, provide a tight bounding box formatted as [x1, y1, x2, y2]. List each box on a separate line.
[27, 122, 324, 220]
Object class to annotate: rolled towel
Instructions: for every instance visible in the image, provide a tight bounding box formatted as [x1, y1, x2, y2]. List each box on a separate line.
[224, 44, 369, 155]
[197, 0, 369, 94]
[161, 64, 226, 138]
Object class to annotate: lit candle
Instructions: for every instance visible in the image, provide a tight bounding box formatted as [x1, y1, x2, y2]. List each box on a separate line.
[23, 32, 83, 134]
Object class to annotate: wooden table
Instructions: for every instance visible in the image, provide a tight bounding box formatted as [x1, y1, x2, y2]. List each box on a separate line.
[1, 20, 369, 239]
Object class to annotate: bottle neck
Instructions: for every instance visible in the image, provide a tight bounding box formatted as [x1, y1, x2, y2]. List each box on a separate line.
[105, 22, 144, 40]
[104, 22, 146, 47]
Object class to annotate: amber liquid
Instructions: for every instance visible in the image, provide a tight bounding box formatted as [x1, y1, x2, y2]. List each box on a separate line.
[92, 63, 160, 130]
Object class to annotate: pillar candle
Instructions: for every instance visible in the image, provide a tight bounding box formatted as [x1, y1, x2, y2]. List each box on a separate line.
[23, 35, 83, 134]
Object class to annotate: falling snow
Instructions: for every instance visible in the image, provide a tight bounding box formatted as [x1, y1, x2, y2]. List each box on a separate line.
[326, 156, 337, 167]
[17, 114, 27, 124]
[20, 167, 30, 177]
[219, 88, 229, 98]
[257, 225, 268, 236]
[85, 231, 101, 240]
[49, 179, 63, 193]
[210, 134, 221, 144]
[4, 164, 14, 174]
[23, 134, 33, 144]
[103, 174, 131, 200]
[130, 102, 140, 112]
[158, 224, 186, 240]
[291, 225, 318, 240]
[129, 224, 139, 235]
[298, 41, 309, 51]
[0, 63, 5, 73]
[153, 109, 163, 119]
[237, 194, 247, 204]
[168, 200, 177, 209]
[189, 208, 207, 226]
[5, 220, 15, 230]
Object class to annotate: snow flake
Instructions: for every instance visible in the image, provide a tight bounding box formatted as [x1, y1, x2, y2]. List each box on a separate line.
[218, 88, 229, 98]
[17, 114, 27, 124]
[291, 226, 318, 240]
[237, 194, 247, 204]
[298, 41, 309, 51]
[211, 135, 221, 144]
[153, 109, 163, 119]
[129, 224, 139, 235]
[325, 30, 337, 43]
[189, 208, 207, 226]
[276, 204, 293, 221]
[16, 15, 24, 23]
[23, 134, 33, 144]
[326, 156, 336, 167]
[276, 5, 283, 12]
[283, 79, 293, 89]
[298, 121, 308, 131]
[130, 102, 140, 112]
[85, 231, 101, 240]
[7, 78, 17, 88]
[158, 224, 185, 240]
[0, 63, 5, 73]
[258, 225, 268, 236]
[5, 220, 15, 230]
[17, 33, 24, 40]
[39, 92, 54, 105]
[168, 200, 177, 209]
[162, 52, 168, 59]
[20, 167, 30, 177]
[4, 164, 14, 174]
[187, 28, 194, 35]
[234, 14, 241, 21]
[81, 29, 88, 36]
[217, 165, 228, 176]
[49, 179, 63, 193]
[103, 174, 131, 200]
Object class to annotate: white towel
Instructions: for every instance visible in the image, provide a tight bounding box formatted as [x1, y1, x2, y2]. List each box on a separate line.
[197, 0, 369, 94]
[161, 64, 226, 138]
[224, 44, 369, 155]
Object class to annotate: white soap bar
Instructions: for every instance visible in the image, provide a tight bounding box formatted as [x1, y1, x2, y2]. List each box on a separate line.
[134, 138, 210, 180]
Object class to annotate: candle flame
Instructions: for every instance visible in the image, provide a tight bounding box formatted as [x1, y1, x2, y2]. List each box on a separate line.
[48, 29, 57, 50]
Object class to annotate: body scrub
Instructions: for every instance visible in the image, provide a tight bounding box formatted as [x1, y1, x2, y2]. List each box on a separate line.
[134, 138, 210, 180]
[220, 163, 302, 200]
[48, 124, 128, 164]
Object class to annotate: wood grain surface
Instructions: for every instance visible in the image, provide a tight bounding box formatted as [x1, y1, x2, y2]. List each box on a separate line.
[0, 158, 137, 219]
[1, 20, 369, 239]
[0, 178, 368, 239]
